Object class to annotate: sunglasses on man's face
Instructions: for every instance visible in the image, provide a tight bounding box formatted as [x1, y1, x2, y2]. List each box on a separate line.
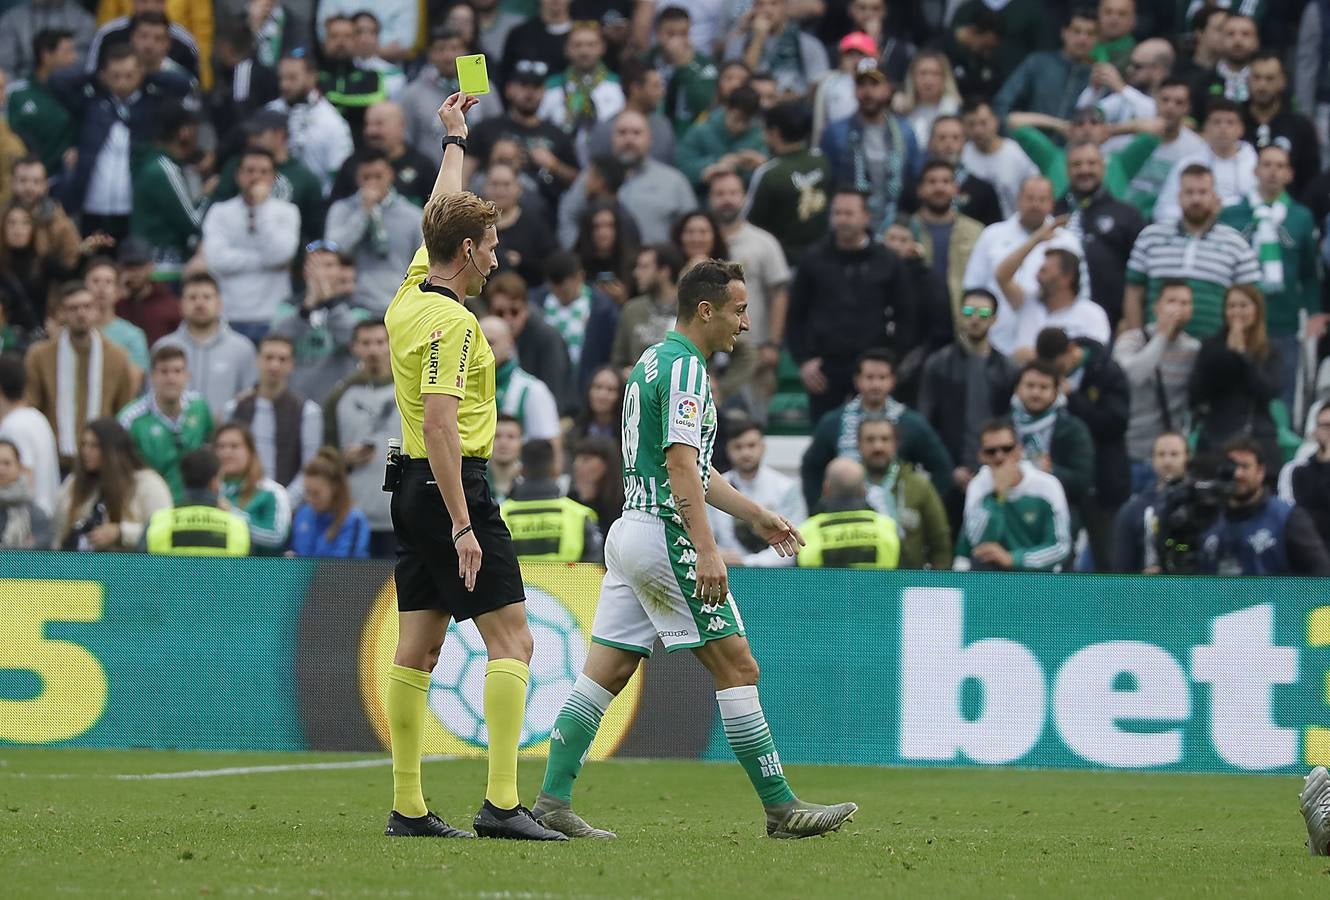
[961, 305, 993, 319]
[981, 443, 1016, 458]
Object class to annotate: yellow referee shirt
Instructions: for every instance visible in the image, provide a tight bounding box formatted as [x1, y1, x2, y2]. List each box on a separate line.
[386, 245, 497, 459]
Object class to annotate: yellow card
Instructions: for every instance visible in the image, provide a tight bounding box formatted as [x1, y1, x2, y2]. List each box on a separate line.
[456, 54, 490, 95]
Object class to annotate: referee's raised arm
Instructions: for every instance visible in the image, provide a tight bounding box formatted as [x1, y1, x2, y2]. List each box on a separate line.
[431, 92, 479, 201]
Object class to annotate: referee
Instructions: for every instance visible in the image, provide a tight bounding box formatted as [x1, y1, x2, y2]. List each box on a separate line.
[381, 92, 565, 842]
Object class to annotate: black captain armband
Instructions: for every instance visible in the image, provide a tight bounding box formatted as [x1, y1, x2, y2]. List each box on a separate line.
[441, 135, 468, 153]
[452, 524, 474, 544]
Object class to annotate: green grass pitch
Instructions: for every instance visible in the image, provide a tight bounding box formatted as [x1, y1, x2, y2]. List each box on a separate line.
[0, 750, 1326, 898]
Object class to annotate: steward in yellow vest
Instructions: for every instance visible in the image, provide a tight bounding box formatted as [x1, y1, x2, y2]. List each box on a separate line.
[498, 440, 603, 563]
[797, 458, 900, 569]
[144, 448, 251, 557]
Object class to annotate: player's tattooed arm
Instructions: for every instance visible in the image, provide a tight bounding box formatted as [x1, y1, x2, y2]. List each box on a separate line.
[664, 444, 721, 554]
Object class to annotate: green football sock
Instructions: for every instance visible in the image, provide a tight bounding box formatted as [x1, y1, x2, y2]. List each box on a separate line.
[539, 674, 613, 805]
[386, 664, 431, 818]
[716, 685, 796, 807]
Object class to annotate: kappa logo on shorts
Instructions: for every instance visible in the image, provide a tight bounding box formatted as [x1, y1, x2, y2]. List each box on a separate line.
[705, 616, 727, 633]
[699, 600, 725, 615]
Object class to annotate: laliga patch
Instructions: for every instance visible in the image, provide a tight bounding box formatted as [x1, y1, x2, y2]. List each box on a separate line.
[673, 398, 700, 429]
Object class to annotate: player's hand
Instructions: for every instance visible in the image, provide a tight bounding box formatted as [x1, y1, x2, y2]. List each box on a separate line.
[751, 509, 805, 558]
[456, 529, 483, 591]
[438, 92, 480, 138]
[693, 547, 728, 605]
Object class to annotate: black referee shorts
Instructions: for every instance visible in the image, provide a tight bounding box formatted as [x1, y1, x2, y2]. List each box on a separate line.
[391, 457, 526, 620]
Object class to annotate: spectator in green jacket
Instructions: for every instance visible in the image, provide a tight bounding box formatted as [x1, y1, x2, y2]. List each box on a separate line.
[650, 4, 719, 137]
[858, 417, 951, 570]
[1217, 143, 1319, 410]
[1009, 360, 1095, 534]
[746, 99, 831, 266]
[1091, 0, 1136, 74]
[7, 28, 77, 175]
[214, 421, 291, 554]
[675, 84, 767, 191]
[129, 101, 208, 279]
[118, 344, 214, 502]
[800, 348, 954, 510]
[954, 418, 1073, 571]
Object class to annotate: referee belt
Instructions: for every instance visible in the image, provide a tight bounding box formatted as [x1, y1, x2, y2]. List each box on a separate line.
[403, 457, 489, 473]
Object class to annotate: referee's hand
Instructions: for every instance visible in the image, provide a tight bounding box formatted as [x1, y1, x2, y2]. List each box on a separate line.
[456, 530, 483, 591]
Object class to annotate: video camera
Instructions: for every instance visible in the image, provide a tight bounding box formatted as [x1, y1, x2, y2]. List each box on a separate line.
[1155, 459, 1237, 574]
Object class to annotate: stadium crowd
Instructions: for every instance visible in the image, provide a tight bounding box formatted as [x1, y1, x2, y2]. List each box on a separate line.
[3, 0, 1330, 575]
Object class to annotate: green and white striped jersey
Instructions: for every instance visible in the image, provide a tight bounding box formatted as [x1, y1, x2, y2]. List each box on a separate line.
[621, 331, 717, 520]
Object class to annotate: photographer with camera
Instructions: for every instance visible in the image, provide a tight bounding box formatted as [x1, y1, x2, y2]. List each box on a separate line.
[1195, 437, 1330, 577]
[1112, 431, 1189, 573]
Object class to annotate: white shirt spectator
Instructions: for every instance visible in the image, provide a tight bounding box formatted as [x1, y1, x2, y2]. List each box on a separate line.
[0, 406, 59, 517]
[201, 195, 302, 326]
[83, 121, 131, 215]
[962, 216, 1092, 355]
[266, 92, 355, 195]
[960, 138, 1039, 219]
[1013, 296, 1113, 351]
[708, 464, 806, 567]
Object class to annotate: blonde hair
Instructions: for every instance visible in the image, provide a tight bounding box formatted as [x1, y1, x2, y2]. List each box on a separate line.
[422, 191, 499, 267]
[895, 50, 961, 114]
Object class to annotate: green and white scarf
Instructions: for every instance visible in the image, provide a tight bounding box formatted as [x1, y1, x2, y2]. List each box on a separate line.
[1248, 190, 1287, 294]
[836, 395, 907, 460]
[1011, 393, 1065, 457]
[561, 64, 612, 134]
[543, 286, 592, 366]
[865, 461, 900, 521]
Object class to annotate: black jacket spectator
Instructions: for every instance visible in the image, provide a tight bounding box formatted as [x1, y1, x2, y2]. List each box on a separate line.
[788, 234, 918, 420]
[1057, 337, 1132, 509]
[1189, 335, 1282, 470]
[1055, 190, 1146, 327]
[919, 343, 1016, 472]
[1292, 457, 1330, 552]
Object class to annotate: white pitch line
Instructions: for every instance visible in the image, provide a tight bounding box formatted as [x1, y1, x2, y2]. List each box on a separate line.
[5, 755, 455, 781]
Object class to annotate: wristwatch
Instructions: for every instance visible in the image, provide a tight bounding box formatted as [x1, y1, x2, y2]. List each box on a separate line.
[441, 134, 468, 153]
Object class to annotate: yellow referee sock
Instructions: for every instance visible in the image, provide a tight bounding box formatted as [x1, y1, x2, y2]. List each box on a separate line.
[387, 664, 431, 818]
[483, 658, 530, 810]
